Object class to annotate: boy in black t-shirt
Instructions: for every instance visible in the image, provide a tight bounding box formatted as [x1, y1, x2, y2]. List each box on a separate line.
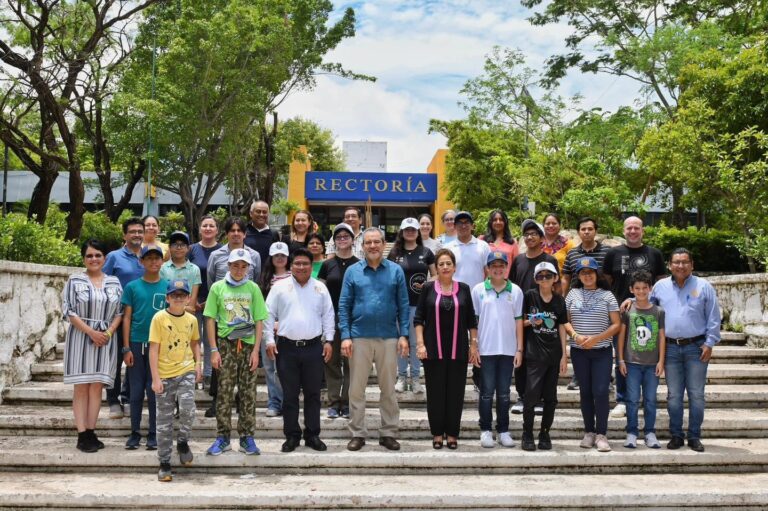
[520, 262, 570, 451]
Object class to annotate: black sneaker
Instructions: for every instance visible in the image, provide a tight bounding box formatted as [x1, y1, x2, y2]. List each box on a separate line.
[567, 377, 579, 390]
[125, 431, 141, 450]
[667, 436, 685, 450]
[538, 430, 552, 450]
[521, 433, 536, 451]
[177, 441, 193, 466]
[146, 432, 157, 450]
[158, 462, 173, 482]
[88, 430, 105, 450]
[204, 398, 217, 418]
[77, 431, 98, 453]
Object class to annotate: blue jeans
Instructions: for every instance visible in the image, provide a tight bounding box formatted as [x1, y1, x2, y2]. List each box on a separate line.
[127, 343, 156, 435]
[613, 336, 626, 403]
[665, 340, 709, 440]
[571, 346, 612, 435]
[478, 355, 514, 433]
[398, 306, 421, 379]
[625, 363, 659, 436]
[261, 340, 283, 412]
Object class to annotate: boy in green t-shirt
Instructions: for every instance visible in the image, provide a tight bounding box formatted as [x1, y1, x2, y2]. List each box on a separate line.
[150, 279, 201, 482]
[203, 249, 267, 456]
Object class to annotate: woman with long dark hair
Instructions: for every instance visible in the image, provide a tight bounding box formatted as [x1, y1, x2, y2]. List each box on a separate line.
[481, 209, 518, 279]
[62, 239, 123, 452]
[388, 218, 436, 393]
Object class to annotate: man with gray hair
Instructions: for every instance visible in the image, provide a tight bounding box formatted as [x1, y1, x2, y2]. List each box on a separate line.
[339, 227, 410, 452]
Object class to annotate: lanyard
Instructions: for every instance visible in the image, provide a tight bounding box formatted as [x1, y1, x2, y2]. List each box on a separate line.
[434, 281, 460, 360]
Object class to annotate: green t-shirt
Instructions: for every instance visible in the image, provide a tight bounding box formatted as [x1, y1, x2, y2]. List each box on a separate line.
[121, 278, 169, 343]
[203, 280, 267, 344]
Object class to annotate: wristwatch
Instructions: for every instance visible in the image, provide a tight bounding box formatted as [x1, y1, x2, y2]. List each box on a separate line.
[121, 346, 131, 354]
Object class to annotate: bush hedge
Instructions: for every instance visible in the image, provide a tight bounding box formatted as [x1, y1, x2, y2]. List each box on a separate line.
[643, 225, 750, 273]
[0, 212, 81, 266]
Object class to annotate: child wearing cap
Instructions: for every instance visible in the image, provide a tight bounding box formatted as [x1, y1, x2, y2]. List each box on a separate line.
[471, 251, 524, 448]
[203, 248, 268, 456]
[121, 244, 169, 450]
[160, 231, 201, 314]
[149, 279, 201, 481]
[520, 262, 570, 451]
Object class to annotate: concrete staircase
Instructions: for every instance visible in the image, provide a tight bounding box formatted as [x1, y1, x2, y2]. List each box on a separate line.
[1, 333, 768, 509]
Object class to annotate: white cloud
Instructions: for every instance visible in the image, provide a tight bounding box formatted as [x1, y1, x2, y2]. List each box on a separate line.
[280, 1, 644, 172]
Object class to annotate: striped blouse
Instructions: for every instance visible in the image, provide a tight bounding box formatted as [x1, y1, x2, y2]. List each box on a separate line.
[565, 288, 618, 350]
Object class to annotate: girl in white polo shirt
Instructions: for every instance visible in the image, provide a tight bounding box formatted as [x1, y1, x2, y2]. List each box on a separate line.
[471, 251, 524, 448]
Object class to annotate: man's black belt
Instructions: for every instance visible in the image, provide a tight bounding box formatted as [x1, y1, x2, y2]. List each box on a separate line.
[277, 335, 322, 347]
[667, 335, 706, 346]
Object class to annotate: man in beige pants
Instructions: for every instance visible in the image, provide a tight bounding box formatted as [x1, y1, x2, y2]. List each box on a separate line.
[338, 228, 410, 451]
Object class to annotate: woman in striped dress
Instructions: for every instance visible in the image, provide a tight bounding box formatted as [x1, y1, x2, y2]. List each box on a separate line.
[62, 240, 123, 453]
[565, 256, 620, 453]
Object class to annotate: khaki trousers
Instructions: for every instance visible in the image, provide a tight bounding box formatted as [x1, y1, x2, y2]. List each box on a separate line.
[348, 338, 399, 438]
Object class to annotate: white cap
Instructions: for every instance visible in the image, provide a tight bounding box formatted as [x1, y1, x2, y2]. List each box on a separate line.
[227, 248, 252, 265]
[269, 241, 289, 257]
[533, 261, 558, 278]
[400, 217, 420, 230]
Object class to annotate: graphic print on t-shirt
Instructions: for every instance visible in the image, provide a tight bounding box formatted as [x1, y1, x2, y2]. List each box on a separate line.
[621, 254, 648, 275]
[629, 311, 659, 352]
[529, 306, 557, 332]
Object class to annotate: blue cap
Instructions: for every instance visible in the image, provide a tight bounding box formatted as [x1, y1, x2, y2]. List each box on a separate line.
[486, 251, 509, 266]
[140, 244, 164, 259]
[169, 231, 190, 245]
[574, 256, 599, 273]
[166, 279, 191, 295]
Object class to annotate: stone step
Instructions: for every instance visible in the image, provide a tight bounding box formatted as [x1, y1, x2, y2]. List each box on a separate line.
[1, 406, 765, 439]
[721, 331, 748, 345]
[31, 360, 768, 385]
[1, 472, 767, 510]
[8, 379, 768, 409]
[0, 436, 766, 476]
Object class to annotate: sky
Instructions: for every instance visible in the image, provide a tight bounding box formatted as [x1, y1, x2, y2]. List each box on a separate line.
[280, 0, 643, 173]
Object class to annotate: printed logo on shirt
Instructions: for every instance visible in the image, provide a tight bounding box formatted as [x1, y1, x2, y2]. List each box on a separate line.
[152, 293, 167, 311]
[410, 273, 427, 294]
[529, 307, 557, 333]
[629, 311, 658, 352]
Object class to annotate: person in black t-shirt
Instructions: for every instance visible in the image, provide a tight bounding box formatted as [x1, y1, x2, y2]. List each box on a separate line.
[602, 216, 666, 419]
[388, 217, 436, 394]
[317, 223, 359, 419]
[520, 262, 569, 451]
[508, 219, 558, 414]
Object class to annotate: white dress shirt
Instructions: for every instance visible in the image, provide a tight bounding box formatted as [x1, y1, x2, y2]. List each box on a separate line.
[263, 276, 335, 344]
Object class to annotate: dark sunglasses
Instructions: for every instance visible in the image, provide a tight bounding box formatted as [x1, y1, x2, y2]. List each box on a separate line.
[535, 273, 556, 281]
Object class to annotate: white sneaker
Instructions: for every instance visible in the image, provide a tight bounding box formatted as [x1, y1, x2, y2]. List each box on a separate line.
[498, 431, 515, 448]
[595, 434, 612, 452]
[480, 431, 495, 448]
[410, 378, 424, 394]
[609, 403, 626, 418]
[580, 432, 596, 449]
[624, 433, 637, 448]
[395, 377, 407, 393]
[511, 400, 524, 414]
[644, 432, 661, 449]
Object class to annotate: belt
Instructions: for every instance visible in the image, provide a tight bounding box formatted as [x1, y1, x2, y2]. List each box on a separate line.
[667, 335, 706, 346]
[277, 335, 322, 347]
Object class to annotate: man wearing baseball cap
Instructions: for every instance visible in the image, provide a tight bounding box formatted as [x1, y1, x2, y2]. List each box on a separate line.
[203, 248, 268, 456]
[508, 219, 559, 414]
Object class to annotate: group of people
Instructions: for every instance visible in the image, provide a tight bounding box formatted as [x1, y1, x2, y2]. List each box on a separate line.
[61, 202, 721, 482]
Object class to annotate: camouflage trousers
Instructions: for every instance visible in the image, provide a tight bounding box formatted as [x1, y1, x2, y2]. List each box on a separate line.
[155, 371, 196, 464]
[217, 339, 258, 437]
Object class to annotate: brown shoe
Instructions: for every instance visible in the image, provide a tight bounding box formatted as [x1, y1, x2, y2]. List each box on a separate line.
[347, 437, 366, 451]
[378, 436, 400, 451]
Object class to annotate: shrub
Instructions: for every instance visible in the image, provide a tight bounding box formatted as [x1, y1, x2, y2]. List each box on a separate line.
[643, 225, 749, 273]
[79, 211, 125, 253]
[0, 213, 81, 266]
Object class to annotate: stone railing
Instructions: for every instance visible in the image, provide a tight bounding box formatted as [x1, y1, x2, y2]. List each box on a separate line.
[707, 273, 768, 343]
[0, 260, 80, 403]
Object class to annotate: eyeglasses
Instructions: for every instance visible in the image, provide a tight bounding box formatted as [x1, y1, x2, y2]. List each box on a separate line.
[292, 261, 311, 267]
[523, 232, 541, 239]
[535, 273, 555, 281]
[455, 220, 471, 226]
[170, 243, 188, 249]
[168, 294, 188, 300]
[127, 229, 144, 235]
[335, 235, 351, 241]
[84, 254, 103, 259]
[444, 218, 455, 223]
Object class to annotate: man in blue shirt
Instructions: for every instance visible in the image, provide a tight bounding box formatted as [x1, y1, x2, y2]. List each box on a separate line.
[339, 228, 410, 452]
[650, 248, 721, 452]
[102, 217, 145, 418]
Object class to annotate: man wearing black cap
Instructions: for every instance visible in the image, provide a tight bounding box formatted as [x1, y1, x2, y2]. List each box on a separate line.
[508, 219, 558, 414]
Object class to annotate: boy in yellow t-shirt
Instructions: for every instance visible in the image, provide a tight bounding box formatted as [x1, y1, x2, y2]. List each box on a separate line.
[149, 279, 201, 482]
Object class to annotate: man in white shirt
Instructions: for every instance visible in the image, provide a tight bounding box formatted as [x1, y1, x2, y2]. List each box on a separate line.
[264, 248, 335, 452]
[444, 211, 490, 288]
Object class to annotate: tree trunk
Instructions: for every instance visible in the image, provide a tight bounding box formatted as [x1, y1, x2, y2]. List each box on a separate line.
[27, 166, 58, 223]
[65, 163, 86, 240]
[109, 159, 146, 223]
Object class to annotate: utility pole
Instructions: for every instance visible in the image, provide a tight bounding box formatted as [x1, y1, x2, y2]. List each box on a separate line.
[2, 143, 8, 217]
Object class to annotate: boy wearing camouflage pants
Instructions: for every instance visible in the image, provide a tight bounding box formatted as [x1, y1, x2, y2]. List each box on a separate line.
[149, 279, 202, 482]
[203, 249, 267, 456]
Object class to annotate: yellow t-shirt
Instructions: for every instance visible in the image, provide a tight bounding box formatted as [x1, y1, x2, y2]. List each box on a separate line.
[149, 309, 199, 378]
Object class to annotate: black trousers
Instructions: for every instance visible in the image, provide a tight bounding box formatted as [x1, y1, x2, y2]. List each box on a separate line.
[522, 360, 559, 435]
[423, 358, 468, 438]
[275, 339, 324, 440]
[514, 360, 526, 400]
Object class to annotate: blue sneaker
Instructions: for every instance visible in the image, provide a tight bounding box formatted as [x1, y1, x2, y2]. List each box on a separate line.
[239, 436, 261, 455]
[206, 436, 231, 456]
[327, 407, 340, 419]
[340, 406, 350, 419]
[125, 431, 141, 450]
